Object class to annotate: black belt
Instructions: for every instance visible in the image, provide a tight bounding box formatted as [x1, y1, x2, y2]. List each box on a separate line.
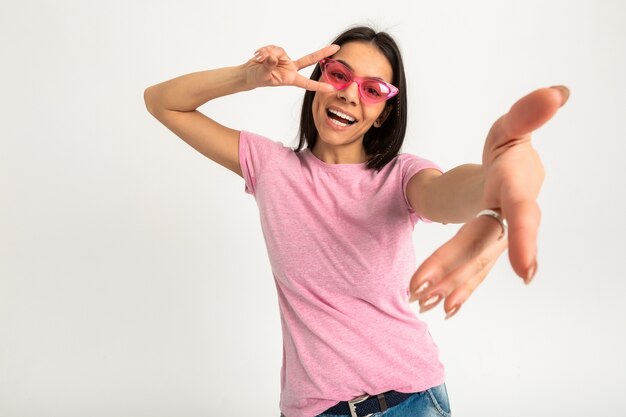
[322, 390, 416, 417]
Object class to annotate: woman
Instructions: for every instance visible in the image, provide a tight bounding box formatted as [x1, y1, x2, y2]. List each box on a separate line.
[144, 25, 568, 417]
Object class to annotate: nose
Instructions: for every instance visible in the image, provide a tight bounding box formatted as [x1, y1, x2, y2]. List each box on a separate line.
[336, 81, 359, 105]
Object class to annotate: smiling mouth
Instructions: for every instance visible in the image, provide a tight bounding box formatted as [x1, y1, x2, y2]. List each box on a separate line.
[327, 108, 356, 127]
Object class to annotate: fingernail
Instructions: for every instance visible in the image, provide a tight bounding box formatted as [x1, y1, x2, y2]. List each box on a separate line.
[445, 304, 461, 320]
[550, 85, 570, 107]
[419, 294, 442, 313]
[415, 281, 430, 295]
[525, 261, 537, 285]
[409, 282, 429, 302]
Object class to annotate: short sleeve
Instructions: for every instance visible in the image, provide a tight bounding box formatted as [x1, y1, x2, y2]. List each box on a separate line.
[399, 153, 444, 224]
[238, 130, 284, 196]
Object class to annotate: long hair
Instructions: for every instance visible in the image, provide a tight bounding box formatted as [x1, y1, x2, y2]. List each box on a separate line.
[295, 26, 408, 172]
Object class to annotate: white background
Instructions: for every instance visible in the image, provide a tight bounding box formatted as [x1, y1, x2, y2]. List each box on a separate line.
[1, 1, 625, 416]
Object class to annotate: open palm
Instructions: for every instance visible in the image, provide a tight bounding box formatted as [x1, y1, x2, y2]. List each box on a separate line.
[410, 86, 569, 319]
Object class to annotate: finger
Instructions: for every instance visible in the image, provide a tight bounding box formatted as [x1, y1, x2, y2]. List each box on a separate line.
[417, 230, 505, 310]
[417, 230, 507, 316]
[293, 44, 340, 70]
[291, 73, 335, 92]
[420, 231, 507, 315]
[251, 50, 263, 62]
[264, 54, 279, 67]
[439, 259, 501, 318]
[488, 86, 569, 147]
[259, 48, 287, 83]
[253, 46, 271, 62]
[254, 45, 290, 64]
[502, 198, 541, 283]
[408, 215, 502, 302]
[439, 237, 508, 319]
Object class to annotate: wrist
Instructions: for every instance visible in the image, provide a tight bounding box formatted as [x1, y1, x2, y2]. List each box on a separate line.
[238, 62, 260, 91]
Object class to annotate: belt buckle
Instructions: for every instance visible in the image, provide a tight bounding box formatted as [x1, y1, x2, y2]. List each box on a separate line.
[348, 393, 373, 417]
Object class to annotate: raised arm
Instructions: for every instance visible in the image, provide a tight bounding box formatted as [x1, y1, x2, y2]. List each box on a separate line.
[143, 44, 340, 177]
[144, 66, 250, 176]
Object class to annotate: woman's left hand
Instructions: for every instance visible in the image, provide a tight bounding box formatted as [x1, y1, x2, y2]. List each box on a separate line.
[408, 86, 569, 319]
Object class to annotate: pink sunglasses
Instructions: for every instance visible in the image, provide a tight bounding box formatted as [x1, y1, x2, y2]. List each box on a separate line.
[319, 58, 399, 104]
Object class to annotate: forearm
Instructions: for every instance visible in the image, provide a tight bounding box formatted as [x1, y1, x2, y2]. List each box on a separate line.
[144, 64, 252, 113]
[424, 164, 485, 224]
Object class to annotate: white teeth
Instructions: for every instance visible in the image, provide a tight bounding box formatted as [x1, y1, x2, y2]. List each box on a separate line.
[330, 118, 349, 127]
[328, 108, 356, 122]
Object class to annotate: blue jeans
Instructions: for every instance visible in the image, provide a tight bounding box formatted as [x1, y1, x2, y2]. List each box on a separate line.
[281, 383, 451, 417]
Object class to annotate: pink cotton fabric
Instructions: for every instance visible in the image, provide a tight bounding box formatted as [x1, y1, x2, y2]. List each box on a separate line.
[238, 130, 446, 417]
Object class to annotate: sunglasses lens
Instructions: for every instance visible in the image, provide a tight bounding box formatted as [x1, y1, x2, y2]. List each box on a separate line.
[323, 62, 351, 88]
[360, 80, 390, 103]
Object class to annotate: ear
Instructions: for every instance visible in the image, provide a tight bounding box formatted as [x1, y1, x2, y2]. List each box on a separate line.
[373, 104, 393, 128]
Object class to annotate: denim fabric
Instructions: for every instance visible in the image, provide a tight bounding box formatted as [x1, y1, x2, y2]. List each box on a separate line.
[280, 383, 451, 417]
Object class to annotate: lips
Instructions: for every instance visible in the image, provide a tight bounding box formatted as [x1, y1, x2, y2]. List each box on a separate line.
[326, 106, 357, 128]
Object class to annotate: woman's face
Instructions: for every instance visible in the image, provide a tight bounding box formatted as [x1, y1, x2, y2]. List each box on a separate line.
[311, 41, 393, 151]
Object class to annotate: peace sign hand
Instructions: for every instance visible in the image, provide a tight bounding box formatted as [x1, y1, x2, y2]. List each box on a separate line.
[244, 44, 340, 92]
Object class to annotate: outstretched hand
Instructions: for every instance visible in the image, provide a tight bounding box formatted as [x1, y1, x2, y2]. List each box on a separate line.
[409, 86, 570, 319]
[244, 44, 340, 92]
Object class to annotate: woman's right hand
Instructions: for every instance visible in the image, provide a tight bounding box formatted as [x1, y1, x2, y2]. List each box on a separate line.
[244, 44, 340, 92]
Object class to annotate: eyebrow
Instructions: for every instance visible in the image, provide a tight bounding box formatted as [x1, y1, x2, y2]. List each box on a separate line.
[336, 59, 387, 82]
[336, 59, 354, 71]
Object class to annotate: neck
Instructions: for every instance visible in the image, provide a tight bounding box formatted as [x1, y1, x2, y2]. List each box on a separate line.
[311, 141, 368, 164]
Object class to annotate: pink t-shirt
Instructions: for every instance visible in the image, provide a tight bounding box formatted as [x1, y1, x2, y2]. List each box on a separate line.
[238, 130, 446, 417]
